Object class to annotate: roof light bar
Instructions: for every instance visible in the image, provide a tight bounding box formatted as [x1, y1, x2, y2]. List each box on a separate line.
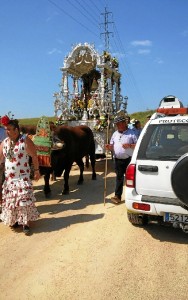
[156, 107, 188, 116]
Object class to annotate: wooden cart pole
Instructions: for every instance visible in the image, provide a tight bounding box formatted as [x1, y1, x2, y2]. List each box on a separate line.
[104, 114, 110, 206]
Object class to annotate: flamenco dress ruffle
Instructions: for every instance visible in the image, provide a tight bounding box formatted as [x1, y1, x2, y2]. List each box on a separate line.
[0, 178, 40, 226]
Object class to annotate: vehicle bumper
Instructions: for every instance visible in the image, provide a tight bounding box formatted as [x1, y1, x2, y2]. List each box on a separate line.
[125, 188, 188, 216]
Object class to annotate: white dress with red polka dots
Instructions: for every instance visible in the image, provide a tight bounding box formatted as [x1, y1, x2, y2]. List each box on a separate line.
[0, 134, 39, 226]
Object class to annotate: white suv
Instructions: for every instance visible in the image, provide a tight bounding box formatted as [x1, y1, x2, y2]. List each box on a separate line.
[125, 95, 188, 233]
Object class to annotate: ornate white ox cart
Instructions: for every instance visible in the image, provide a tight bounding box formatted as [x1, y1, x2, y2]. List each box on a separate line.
[53, 42, 127, 155]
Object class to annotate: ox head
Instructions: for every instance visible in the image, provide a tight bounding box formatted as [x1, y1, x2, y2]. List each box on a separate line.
[51, 125, 77, 177]
[51, 137, 67, 177]
[52, 141, 65, 150]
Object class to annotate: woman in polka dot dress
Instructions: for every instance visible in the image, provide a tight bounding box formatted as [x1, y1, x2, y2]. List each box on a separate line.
[0, 116, 40, 234]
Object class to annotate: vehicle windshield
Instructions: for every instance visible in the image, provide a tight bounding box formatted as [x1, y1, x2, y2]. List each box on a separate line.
[137, 124, 188, 160]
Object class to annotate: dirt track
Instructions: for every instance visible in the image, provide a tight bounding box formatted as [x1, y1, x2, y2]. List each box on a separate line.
[0, 158, 188, 300]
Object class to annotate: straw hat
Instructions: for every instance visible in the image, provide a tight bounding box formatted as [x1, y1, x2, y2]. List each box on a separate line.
[114, 111, 128, 124]
[114, 115, 126, 124]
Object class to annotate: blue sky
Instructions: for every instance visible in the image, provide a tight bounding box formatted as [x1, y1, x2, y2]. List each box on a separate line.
[1, 0, 188, 119]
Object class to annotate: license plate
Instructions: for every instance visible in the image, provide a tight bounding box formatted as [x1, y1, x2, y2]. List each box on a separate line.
[165, 213, 188, 223]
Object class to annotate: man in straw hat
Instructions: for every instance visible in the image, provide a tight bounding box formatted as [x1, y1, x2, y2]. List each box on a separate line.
[105, 112, 137, 204]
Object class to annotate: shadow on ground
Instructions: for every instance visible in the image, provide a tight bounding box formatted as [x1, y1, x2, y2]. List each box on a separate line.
[145, 222, 188, 244]
[27, 159, 115, 233]
[34, 158, 116, 213]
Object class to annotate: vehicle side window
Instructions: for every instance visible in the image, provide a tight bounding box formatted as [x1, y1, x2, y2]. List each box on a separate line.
[137, 124, 188, 160]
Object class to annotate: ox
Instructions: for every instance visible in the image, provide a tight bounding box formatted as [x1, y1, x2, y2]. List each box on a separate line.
[20, 124, 97, 196]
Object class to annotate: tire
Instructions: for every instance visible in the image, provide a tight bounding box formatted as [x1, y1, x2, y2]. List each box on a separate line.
[171, 153, 188, 207]
[127, 212, 148, 226]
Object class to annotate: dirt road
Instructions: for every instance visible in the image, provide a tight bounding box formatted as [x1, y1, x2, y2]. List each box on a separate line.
[0, 159, 188, 300]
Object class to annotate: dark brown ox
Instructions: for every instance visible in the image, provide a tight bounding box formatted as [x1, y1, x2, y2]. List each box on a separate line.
[20, 124, 96, 196]
[20, 124, 37, 135]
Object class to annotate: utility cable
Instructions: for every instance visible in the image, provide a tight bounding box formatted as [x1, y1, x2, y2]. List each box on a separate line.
[47, 0, 98, 37]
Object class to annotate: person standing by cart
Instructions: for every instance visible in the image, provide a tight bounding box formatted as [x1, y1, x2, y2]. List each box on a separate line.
[105, 113, 137, 204]
[0, 115, 40, 234]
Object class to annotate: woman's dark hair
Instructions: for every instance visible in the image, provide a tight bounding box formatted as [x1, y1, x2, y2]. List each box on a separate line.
[8, 119, 20, 130]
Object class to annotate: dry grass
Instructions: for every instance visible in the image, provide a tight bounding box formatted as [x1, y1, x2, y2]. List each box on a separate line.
[18, 110, 155, 127]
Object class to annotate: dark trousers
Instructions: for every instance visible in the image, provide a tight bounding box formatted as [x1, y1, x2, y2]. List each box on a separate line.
[114, 157, 131, 198]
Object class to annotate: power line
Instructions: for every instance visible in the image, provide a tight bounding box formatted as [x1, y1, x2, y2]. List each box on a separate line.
[66, 0, 99, 29]
[89, 0, 102, 14]
[110, 23, 146, 109]
[47, 0, 98, 38]
[73, 0, 100, 27]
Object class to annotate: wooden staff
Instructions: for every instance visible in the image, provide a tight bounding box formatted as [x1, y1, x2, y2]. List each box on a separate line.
[104, 114, 110, 206]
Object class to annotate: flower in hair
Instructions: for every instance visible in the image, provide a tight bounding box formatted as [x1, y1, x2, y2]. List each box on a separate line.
[0, 115, 10, 126]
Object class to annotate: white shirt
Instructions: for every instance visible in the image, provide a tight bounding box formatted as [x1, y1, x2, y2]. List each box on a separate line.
[110, 129, 137, 159]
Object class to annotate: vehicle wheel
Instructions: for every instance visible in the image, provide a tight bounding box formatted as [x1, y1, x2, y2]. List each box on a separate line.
[171, 153, 188, 208]
[127, 212, 148, 226]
